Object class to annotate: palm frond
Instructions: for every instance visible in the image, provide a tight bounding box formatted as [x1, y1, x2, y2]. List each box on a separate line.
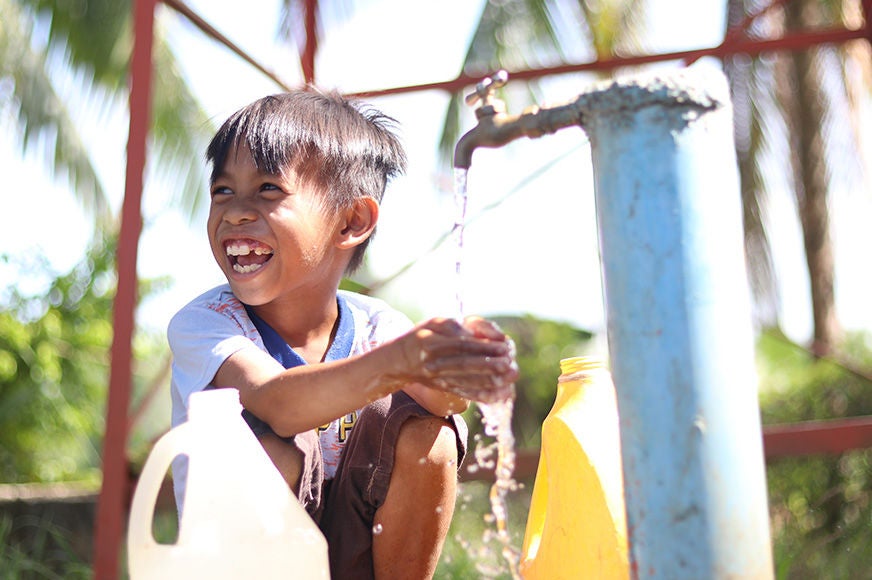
[0, 0, 109, 219]
[4, 0, 213, 224]
[437, 0, 648, 166]
[149, 28, 213, 219]
[18, 0, 130, 86]
[579, 0, 647, 59]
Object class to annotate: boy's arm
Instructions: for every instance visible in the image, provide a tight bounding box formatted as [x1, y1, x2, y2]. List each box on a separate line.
[402, 383, 469, 417]
[213, 317, 516, 437]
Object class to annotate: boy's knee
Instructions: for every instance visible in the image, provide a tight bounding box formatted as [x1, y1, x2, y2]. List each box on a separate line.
[394, 415, 459, 472]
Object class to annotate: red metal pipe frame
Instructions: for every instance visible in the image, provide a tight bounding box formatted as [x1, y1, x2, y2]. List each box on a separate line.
[93, 0, 156, 577]
[762, 416, 872, 459]
[461, 416, 872, 482]
[301, 0, 318, 85]
[351, 24, 870, 99]
[97, 0, 872, 574]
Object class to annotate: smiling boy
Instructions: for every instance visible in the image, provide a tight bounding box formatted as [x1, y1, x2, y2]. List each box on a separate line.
[168, 90, 517, 578]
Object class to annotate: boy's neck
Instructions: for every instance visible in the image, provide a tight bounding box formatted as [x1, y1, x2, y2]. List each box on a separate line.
[249, 293, 340, 365]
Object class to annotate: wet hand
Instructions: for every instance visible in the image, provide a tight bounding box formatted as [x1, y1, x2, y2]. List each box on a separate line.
[394, 316, 518, 403]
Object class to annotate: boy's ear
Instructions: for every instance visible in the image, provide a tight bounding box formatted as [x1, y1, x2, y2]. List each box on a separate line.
[336, 197, 379, 249]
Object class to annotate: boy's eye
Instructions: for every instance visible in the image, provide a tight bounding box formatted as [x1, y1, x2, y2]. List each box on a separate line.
[210, 186, 232, 197]
[259, 182, 285, 198]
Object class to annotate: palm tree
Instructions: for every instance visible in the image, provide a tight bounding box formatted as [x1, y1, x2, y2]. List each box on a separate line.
[1, 0, 212, 225]
[724, 0, 868, 355]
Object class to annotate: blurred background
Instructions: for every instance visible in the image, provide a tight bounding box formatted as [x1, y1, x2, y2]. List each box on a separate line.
[2, 0, 871, 577]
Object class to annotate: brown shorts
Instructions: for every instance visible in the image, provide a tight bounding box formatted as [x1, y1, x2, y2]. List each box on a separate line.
[292, 391, 468, 579]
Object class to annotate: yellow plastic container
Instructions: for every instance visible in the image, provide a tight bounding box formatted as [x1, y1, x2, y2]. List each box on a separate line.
[127, 388, 330, 579]
[520, 357, 629, 579]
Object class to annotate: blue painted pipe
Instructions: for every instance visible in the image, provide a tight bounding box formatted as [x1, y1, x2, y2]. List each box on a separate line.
[577, 69, 773, 578]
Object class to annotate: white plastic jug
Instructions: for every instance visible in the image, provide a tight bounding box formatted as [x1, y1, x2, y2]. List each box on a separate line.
[127, 388, 330, 579]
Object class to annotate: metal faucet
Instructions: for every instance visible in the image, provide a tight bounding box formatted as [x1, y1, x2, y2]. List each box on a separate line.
[453, 70, 585, 169]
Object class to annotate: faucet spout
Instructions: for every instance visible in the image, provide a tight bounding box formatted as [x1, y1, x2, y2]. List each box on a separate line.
[453, 71, 584, 169]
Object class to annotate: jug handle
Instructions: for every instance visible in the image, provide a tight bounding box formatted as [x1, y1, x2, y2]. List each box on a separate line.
[128, 422, 191, 551]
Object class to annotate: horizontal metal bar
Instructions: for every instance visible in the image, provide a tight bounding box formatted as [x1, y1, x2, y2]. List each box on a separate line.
[160, 0, 292, 92]
[460, 415, 872, 482]
[351, 25, 869, 100]
[762, 415, 872, 460]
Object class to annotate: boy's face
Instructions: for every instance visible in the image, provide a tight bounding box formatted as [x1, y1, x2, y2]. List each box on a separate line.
[207, 145, 345, 307]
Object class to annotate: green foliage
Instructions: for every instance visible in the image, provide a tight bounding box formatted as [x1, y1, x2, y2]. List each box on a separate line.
[19, 0, 131, 85]
[0, 241, 113, 483]
[0, 513, 91, 579]
[0, 236, 170, 483]
[436, 479, 533, 580]
[757, 330, 872, 579]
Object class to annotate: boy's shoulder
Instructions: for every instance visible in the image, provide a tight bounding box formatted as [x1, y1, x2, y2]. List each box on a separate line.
[338, 290, 413, 336]
[175, 284, 244, 317]
[169, 284, 254, 335]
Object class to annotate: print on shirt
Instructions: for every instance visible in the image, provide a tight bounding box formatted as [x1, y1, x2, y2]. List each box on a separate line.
[319, 411, 358, 478]
[318, 412, 357, 442]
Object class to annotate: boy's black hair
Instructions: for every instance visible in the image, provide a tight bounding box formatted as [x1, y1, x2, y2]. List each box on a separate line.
[206, 89, 408, 273]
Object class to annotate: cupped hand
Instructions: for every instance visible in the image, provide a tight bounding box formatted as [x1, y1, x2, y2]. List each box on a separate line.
[393, 316, 518, 403]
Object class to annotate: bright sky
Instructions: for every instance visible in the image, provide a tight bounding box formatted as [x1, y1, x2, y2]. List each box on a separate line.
[4, 0, 872, 347]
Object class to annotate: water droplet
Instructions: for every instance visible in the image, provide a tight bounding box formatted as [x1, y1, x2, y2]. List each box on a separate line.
[435, 505, 443, 514]
[372, 523, 383, 535]
[418, 457, 426, 465]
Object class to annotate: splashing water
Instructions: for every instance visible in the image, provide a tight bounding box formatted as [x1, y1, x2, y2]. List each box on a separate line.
[452, 169, 469, 319]
[453, 168, 521, 579]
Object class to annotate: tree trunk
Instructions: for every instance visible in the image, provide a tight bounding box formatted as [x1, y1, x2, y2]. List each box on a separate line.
[783, 0, 841, 355]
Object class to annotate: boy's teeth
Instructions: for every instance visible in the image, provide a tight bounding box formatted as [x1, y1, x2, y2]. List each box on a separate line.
[226, 244, 249, 256]
[232, 262, 264, 274]
[226, 243, 273, 256]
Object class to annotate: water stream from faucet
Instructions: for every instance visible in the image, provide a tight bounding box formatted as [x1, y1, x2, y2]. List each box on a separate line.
[453, 168, 521, 579]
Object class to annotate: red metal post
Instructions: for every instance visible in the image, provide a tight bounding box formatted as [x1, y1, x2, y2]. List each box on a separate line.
[93, 0, 156, 577]
[864, 0, 872, 45]
[301, 0, 318, 85]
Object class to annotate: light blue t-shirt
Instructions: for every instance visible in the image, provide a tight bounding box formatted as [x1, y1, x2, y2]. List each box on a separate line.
[167, 284, 413, 509]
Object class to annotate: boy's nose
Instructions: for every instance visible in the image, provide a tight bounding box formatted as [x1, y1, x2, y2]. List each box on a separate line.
[223, 199, 258, 225]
